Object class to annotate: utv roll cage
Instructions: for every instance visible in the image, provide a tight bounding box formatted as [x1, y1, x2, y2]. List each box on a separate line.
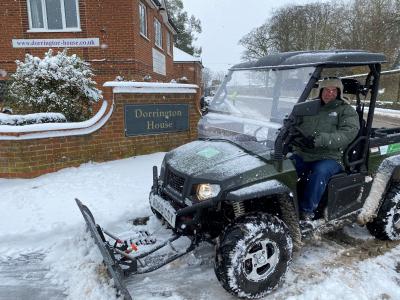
[222, 50, 386, 173]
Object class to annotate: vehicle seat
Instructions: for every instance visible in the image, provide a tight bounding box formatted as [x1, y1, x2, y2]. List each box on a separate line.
[344, 118, 366, 173]
[341, 78, 367, 173]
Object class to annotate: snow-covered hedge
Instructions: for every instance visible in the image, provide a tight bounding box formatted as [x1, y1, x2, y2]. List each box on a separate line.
[0, 112, 66, 126]
[10, 49, 102, 122]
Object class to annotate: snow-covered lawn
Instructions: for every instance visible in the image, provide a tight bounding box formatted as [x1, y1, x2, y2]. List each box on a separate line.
[1, 154, 400, 299]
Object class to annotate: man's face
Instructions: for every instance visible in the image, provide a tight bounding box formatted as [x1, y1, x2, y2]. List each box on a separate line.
[321, 86, 338, 104]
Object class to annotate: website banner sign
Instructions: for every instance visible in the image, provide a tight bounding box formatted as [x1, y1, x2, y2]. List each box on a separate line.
[12, 38, 100, 48]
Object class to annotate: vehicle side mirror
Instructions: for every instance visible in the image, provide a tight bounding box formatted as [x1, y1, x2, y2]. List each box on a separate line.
[200, 96, 208, 115]
[200, 96, 205, 109]
[292, 100, 320, 116]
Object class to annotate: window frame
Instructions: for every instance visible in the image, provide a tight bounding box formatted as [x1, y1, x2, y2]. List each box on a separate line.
[27, 0, 81, 32]
[139, 2, 148, 38]
[166, 31, 172, 55]
[153, 18, 162, 49]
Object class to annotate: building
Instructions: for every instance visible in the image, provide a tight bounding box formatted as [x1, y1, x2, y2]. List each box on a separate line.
[173, 46, 203, 85]
[0, 0, 202, 101]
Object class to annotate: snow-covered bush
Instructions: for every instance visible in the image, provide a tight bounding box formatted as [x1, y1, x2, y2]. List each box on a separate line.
[10, 49, 102, 121]
[0, 112, 66, 126]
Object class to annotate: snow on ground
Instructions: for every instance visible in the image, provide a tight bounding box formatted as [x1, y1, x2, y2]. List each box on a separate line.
[0, 153, 164, 242]
[367, 107, 400, 119]
[1, 149, 400, 299]
[0, 153, 164, 300]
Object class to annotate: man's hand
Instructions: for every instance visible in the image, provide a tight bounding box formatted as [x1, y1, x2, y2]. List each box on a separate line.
[294, 135, 315, 149]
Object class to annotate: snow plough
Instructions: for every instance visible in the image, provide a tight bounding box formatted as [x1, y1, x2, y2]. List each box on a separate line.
[77, 50, 400, 299]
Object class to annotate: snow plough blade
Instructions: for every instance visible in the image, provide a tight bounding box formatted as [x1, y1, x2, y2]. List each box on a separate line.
[75, 198, 196, 300]
[75, 198, 133, 300]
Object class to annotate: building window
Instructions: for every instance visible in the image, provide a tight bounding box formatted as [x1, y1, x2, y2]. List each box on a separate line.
[166, 32, 171, 55]
[139, 2, 147, 37]
[154, 19, 162, 49]
[27, 0, 80, 31]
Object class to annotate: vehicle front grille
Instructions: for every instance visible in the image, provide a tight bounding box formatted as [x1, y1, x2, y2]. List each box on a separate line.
[166, 168, 185, 195]
[161, 191, 185, 210]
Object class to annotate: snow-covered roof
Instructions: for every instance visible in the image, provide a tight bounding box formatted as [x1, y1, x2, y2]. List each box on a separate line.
[173, 47, 202, 64]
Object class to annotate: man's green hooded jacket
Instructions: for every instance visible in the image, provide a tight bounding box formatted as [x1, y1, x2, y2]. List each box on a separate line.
[294, 98, 360, 164]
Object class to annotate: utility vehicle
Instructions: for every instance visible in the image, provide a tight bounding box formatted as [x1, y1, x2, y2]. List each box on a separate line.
[77, 50, 400, 299]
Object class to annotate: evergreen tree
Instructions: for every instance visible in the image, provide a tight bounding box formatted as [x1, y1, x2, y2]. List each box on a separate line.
[166, 0, 202, 56]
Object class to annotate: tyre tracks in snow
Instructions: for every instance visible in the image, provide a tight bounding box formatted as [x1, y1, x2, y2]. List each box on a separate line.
[271, 226, 400, 299]
[128, 225, 400, 300]
[0, 251, 66, 300]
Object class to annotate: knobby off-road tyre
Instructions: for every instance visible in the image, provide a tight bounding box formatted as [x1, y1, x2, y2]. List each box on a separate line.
[367, 183, 400, 240]
[214, 213, 292, 299]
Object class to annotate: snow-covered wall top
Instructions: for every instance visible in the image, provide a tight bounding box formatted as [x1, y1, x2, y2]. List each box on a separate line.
[0, 100, 112, 139]
[0, 112, 66, 126]
[103, 81, 198, 94]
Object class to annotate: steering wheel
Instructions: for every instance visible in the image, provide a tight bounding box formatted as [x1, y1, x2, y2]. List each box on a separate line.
[285, 125, 309, 150]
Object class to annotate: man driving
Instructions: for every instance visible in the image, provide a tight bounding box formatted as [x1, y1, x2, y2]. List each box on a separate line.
[291, 78, 360, 221]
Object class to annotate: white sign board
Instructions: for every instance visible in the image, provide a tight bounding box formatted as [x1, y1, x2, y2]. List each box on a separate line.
[152, 48, 166, 76]
[12, 38, 100, 48]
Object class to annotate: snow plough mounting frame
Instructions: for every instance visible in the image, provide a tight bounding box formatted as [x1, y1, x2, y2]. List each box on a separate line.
[75, 198, 198, 300]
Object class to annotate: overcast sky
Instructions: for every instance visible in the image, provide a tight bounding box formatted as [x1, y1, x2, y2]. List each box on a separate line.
[182, 0, 327, 73]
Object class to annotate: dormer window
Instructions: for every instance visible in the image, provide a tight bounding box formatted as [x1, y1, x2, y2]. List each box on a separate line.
[27, 0, 80, 32]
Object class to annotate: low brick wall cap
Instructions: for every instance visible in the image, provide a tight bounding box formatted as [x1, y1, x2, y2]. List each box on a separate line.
[104, 81, 199, 94]
[103, 81, 198, 89]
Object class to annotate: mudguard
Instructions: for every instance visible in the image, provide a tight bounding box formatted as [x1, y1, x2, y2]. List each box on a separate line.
[358, 154, 400, 224]
[226, 181, 302, 249]
[227, 179, 291, 202]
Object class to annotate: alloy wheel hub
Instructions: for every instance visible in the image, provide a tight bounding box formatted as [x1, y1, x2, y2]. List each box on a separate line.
[243, 239, 280, 282]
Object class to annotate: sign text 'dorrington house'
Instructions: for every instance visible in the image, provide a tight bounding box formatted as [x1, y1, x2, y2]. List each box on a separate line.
[124, 104, 189, 136]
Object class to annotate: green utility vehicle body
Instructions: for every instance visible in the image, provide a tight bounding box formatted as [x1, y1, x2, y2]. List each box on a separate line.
[152, 51, 398, 236]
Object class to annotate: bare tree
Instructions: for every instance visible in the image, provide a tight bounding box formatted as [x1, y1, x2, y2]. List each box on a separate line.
[239, 0, 400, 68]
[202, 67, 213, 90]
[212, 71, 228, 85]
[239, 24, 272, 61]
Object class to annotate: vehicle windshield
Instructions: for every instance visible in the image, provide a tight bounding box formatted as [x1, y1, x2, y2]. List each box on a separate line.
[199, 67, 315, 152]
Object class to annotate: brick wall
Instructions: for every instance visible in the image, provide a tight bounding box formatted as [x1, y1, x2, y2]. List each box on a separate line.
[0, 0, 196, 99]
[174, 62, 204, 115]
[0, 89, 201, 178]
[174, 62, 203, 94]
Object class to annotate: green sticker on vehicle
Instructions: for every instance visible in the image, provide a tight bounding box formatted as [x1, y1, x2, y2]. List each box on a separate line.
[197, 147, 221, 159]
[388, 143, 400, 154]
[379, 143, 400, 155]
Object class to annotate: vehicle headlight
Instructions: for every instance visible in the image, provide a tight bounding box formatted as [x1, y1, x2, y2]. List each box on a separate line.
[196, 184, 221, 201]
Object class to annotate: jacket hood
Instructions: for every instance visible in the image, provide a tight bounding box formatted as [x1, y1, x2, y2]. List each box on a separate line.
[318, 78, 349, 103]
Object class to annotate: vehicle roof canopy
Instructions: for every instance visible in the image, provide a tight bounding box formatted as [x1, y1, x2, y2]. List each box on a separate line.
[231, 50, 386, 70]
